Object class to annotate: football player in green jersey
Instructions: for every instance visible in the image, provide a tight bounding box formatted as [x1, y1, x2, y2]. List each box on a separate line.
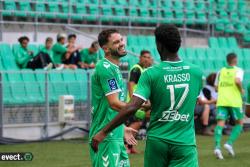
[92, 24, 203, 167]
[89, 29, 137, 167]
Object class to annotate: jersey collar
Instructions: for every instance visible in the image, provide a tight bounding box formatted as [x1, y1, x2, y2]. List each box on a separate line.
[104, 58, 119, 68]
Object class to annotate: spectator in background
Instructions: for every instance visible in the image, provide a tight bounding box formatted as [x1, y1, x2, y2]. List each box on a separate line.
[126, 50, 152, 154]
[80, 41, 99, 69]
[15, 36, 52, 70]
[62, 34, 82, 69]
[52, 33, 81, 69]
[40, 37, 54, 62]
[195, 73, 217, 136]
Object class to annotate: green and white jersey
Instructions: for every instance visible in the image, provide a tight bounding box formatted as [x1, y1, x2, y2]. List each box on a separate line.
[134, 61, 202, 146]
[89, 58, 125, 142]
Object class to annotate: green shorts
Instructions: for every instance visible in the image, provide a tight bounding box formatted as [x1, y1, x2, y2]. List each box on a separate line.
[89, 140, 130, 167]
[216, 106, 244, 120]
[144, 137, 198, 167]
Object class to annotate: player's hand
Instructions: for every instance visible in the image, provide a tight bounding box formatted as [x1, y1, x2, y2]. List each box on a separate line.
[91, 130, 107, 153]
[124, 127, 138, 146]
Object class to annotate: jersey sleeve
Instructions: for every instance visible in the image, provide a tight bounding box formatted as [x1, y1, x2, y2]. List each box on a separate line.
[247, 83, 250, 104]
[98, 66, 121, 96]
[236, 68, 244, 82]
[133, 71, 151, 101]
[214, 71, 220, 86]
[129, 67, 141, 83]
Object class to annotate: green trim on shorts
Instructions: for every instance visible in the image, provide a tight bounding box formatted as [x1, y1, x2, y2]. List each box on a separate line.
[216, 106, 244, 120]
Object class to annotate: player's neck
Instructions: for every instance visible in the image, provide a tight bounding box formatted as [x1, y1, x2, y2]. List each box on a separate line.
[105, 55, 120, 66]
[161, 53, 180, 62]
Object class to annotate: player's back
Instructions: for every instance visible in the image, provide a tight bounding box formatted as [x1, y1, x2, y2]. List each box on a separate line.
[135, 60, 202, 145]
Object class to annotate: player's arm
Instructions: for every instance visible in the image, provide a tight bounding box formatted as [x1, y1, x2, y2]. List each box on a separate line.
[245, 104, 250, 117]
[106, 93, 126, 112]
[128, 68, 141, 98]
[235, 69, 244, 94]
[91, 96, 145, 152]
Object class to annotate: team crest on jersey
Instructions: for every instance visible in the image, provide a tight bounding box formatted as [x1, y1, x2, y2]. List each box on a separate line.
[103, 62, 110, 68]
[108, 78, 118, 90]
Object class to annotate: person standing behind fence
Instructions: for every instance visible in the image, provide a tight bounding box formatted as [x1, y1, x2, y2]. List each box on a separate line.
[80, 41, 100, 69]
[213, 53, 244, 160]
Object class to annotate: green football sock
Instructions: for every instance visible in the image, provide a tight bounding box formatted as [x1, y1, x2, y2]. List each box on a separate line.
[214, 125, 223, 149]
[227, 124, 243, 145]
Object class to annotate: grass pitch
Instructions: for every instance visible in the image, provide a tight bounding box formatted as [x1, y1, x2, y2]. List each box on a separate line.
[0, 132, 250, 167]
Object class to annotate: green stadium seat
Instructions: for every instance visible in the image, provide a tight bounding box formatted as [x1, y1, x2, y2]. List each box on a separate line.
[161, 10, 174, 24]
[228, 0, 237, 12]
[35, 1, 46, 18]
[227, 37, 238, 48]
[238, 1, 247, 14]
[138, 8, 150, 24]
[208, 37, 219, 48]
[72, 4, 87, 21]
[46, 3, 60, 19]
[113, 7, 127, 23]
[74, 70, 88, 101]
[16, 1, 34, 17]
[161, 0, 172, 8]
[243, 33, 250, 43]
[129, 0, 141, 7]
[87, 5, 98, 21]
[60, 2, 74, 20]
[185, 1, 194, 10]
[127, 35, 138, 46]
[2, 0, 16, 17]
[25, 82, 44, 103]
[10, 82, 28, 104]
[186, 11, 196, 25]
[173, 1, 183, 10]
[21, 69, 36, 82]
[218, 37, 228, 48]
[101, 6, 113, 22]
[0, 43, 19, 70]
[195, 0, 206, 11]
[175, 10, 184, 25]
[196, 12, 207, 24]
[128, 8, 139, 23]
[195, 48, 206, 60]
[3, 82, 13, 104]
[117, 0, 127, 6]
[242, 49, 250, 60]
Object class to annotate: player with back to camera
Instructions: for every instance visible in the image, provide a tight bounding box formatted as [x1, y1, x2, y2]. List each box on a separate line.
[92, 24, 203, 167]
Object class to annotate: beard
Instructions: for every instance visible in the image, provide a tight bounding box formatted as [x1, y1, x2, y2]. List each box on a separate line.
[110, 47, 127, 58]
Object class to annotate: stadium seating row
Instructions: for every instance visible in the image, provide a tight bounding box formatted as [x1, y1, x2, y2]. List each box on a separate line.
[2, 69, 88, 104]
[2, 0, 250, 42]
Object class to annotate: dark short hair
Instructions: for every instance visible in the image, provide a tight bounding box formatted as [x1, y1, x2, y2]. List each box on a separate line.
[98, 29, 119, 48]
[206, 73, 217, 86]
[68, 34, 77, 40]
[140, 50, 151, 57]
[18, 36, 29, 43]
[154, 24, 181, 53]
[46, 37, 53, 43]
[91, 41, 99, 48]
[226, 53, 237, 64]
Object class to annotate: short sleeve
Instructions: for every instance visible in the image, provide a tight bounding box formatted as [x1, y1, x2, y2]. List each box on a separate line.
[247, 84, 250, 104]
[214, 71, 220, 86]
[129, 67, 141, 83]
[98, 67, 121, 96]
[133, 71, 151, 101]
[236, 68, 244, 82]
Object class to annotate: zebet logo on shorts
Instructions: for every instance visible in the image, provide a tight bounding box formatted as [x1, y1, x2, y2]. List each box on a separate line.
[158, 110, 189, 122]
